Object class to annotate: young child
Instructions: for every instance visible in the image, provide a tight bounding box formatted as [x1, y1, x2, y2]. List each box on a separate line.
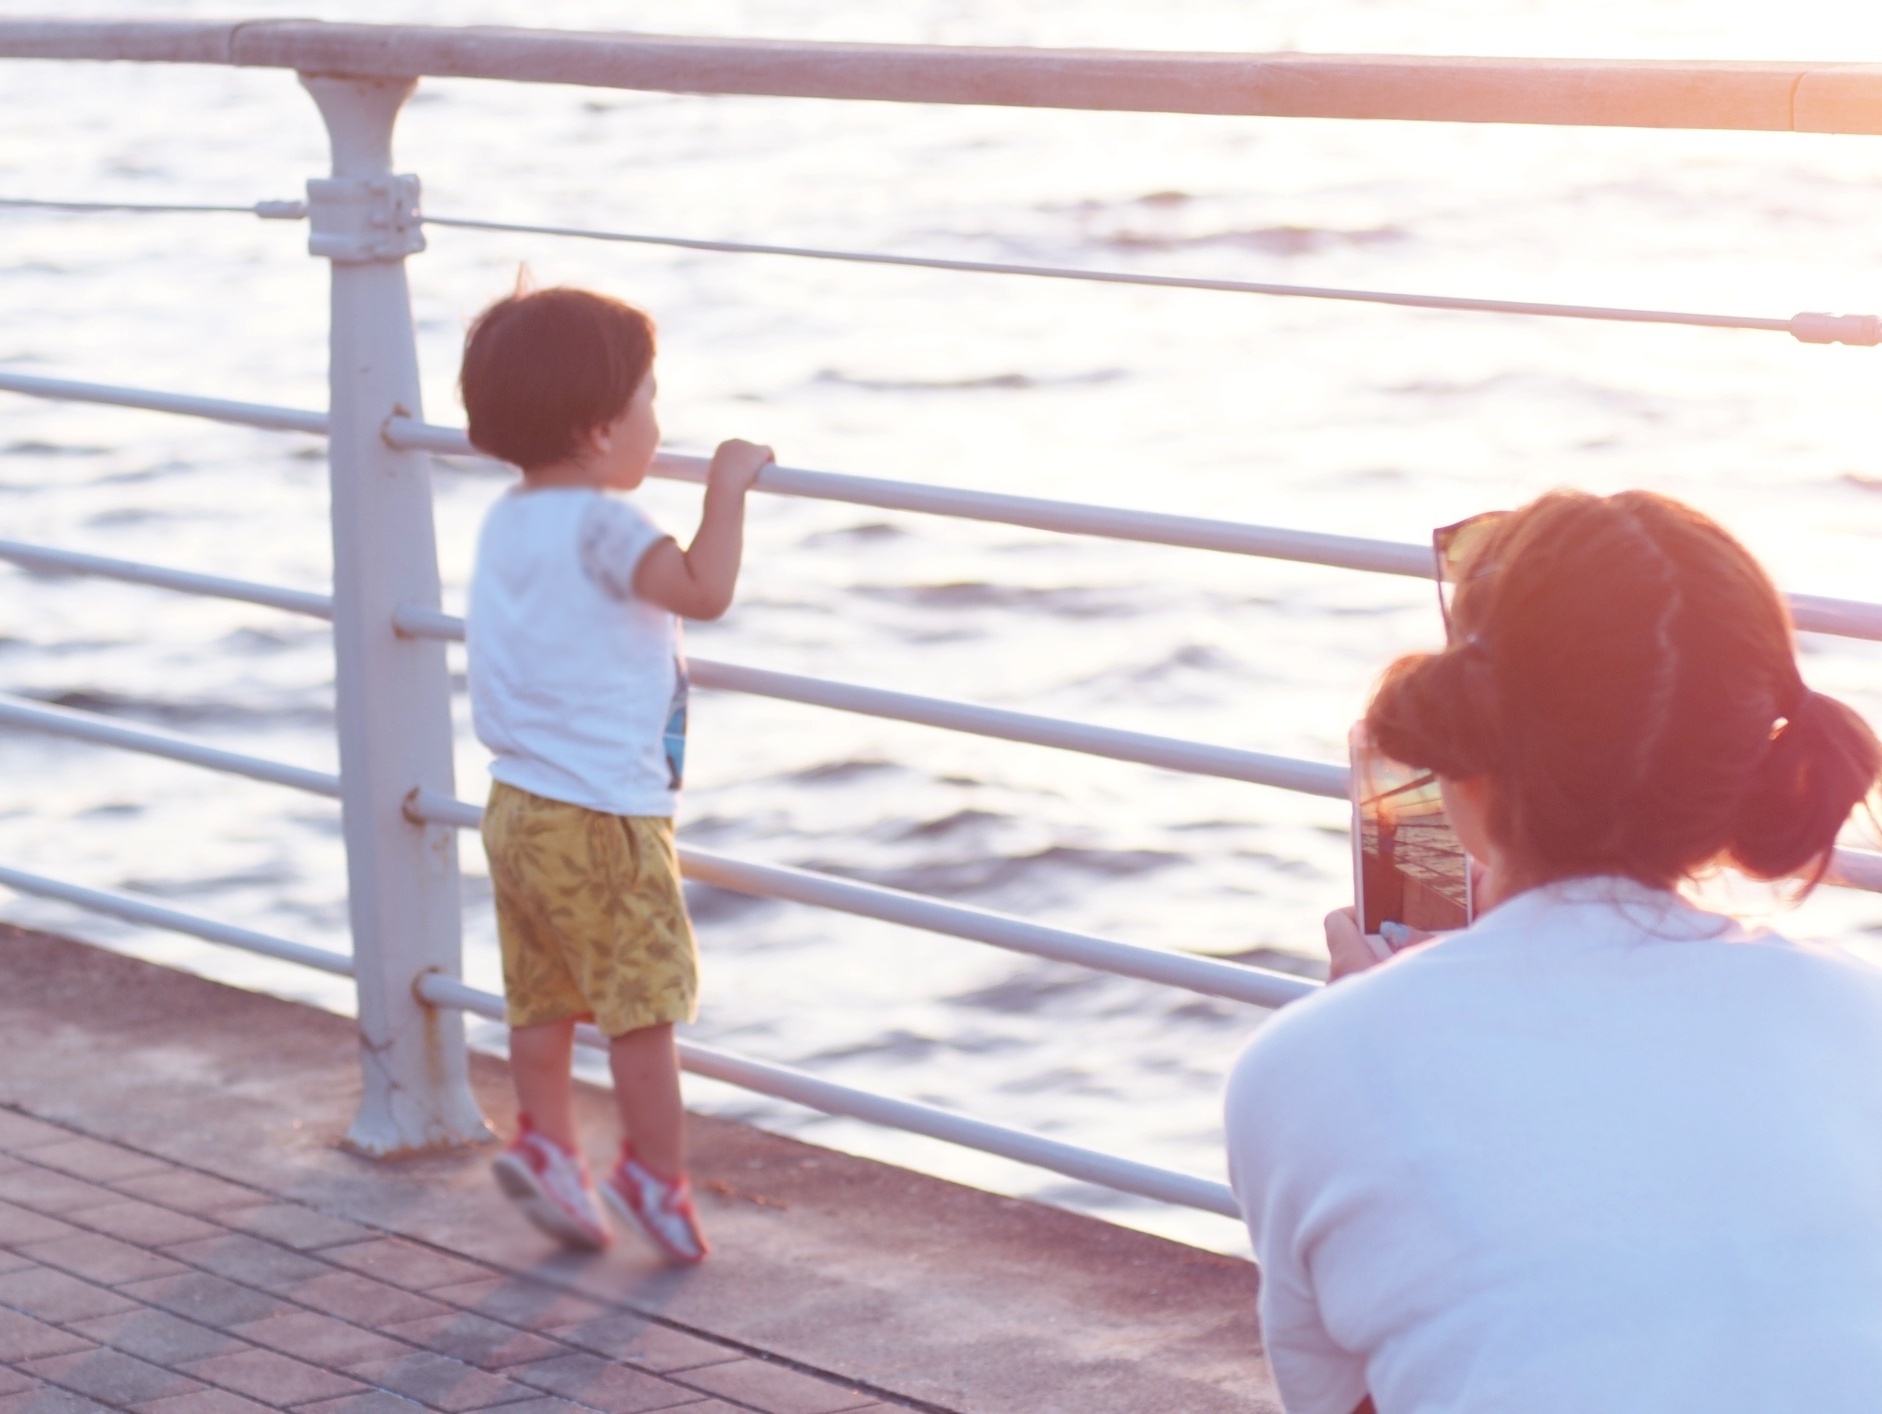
[459, 285, 772, 1263]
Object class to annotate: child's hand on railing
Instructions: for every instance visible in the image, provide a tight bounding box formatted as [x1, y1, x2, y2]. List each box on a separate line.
[707, 439, 774, 497]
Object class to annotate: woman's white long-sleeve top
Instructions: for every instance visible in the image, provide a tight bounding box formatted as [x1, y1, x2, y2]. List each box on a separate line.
[1225, 877, 1882, 1414]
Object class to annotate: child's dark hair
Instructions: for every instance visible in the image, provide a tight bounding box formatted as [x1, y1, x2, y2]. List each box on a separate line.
[1367, 490, 1880, 890]
[460, 287, 656, 471]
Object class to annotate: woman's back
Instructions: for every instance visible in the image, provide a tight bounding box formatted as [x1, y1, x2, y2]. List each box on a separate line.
[1227, 878, 1882, 1414]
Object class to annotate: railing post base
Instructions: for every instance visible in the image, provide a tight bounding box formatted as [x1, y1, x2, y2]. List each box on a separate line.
[302, 71, 490, 1156]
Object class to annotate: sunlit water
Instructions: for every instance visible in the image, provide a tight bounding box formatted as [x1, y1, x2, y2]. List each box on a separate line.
[9, 0, 1882, 1251]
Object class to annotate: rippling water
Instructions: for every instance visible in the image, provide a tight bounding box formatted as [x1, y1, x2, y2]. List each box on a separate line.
[9, 0, 1882, 1250]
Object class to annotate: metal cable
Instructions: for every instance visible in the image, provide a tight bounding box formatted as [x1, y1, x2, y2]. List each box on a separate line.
[1, 194, 1869, 344]
[422, 213, 1882, 346]
[0, 196, 306, 218]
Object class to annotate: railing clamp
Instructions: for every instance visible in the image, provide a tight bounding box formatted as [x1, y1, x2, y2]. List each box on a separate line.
[1789, 312, 1882, 347]
[305, 173, 425, 264]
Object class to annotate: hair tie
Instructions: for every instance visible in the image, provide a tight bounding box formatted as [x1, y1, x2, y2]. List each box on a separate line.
[1772, 680, 1813, 739]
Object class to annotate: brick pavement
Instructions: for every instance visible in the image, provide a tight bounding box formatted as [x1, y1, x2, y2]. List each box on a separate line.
[0, 1109, 904, 1414]
[0, 926, 1275, 1413]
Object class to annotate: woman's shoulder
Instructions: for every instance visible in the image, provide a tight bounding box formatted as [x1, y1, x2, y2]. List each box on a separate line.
[1234, 884, 1882, 1082]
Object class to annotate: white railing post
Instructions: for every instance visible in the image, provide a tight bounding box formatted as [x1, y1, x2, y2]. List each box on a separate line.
[300, 72, 489, 1154]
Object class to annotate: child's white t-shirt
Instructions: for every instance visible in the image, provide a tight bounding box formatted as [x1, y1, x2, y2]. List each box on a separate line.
[467, 486, 686, 818]
[1225, 877, 1882, 1414]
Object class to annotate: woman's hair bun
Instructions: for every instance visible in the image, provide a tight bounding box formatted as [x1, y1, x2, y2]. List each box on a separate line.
[1729, 690, 1882, 881]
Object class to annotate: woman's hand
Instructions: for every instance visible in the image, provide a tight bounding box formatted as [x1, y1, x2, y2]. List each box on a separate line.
[1326, 908, 1442, 981]
[1326, 907, 1381, 981]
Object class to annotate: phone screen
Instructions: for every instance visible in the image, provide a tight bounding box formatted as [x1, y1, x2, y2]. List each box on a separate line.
[1350, 722, 1473, 935]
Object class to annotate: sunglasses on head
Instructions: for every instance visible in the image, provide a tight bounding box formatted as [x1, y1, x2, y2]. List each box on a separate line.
[1431, 510, 1508, 636]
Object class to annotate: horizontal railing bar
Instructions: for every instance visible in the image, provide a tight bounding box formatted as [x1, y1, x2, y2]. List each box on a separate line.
[0, 862, 355, 977]
[1785, 594, 1882, 642]
[1828, 848, 1882, 893]
[0, 369, 328, 435]
[390, 607, 1349, 798]
[418, 783, 1882, 928]
[10, 373, 1882, 641]
[389, 418, 1441, 576]
[688, 661, 1350, 797]
[408, 789, 1319, 1008]
[0, 538, 332, 619]
[9, 21, 1882, 137]
[678, 847, 1322, 1008]
[424, 215, 1878, 347]
[416, 971, 1239, 1217]
[393, 435, 1882, 641]
[0, 195, 308, 219]
[0, 693, 341, 798]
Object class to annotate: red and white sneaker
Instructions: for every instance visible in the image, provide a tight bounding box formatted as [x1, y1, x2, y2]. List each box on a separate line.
[491, 1119, 611, 1251]
[601, 1147, 709, 1265]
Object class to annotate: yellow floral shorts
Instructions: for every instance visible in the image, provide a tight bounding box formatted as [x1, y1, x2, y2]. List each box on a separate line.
[482, 781, 698, 1037]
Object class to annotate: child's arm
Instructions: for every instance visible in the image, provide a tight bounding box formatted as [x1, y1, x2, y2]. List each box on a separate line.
[632, 439, 773, 620]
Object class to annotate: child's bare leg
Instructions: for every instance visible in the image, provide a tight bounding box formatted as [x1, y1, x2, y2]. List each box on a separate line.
[609, 1023, 685, 1177]
[509, 1018, 579, 1153]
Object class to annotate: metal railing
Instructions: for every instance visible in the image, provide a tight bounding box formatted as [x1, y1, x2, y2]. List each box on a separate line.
[5, 18, 1882, 1219]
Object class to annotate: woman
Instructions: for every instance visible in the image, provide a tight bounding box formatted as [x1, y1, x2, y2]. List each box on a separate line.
[1224, 490, 1882, 1414]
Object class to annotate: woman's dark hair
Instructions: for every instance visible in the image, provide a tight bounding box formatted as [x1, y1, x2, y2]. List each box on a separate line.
[459, 286, 656, 471]
[1367, 490, 1880, 890]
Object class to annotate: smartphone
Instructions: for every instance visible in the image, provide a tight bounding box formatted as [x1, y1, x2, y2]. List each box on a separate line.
[1349, 722, 1473, 941]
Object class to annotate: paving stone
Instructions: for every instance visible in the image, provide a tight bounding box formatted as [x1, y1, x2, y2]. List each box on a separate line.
[20, 1348, 205, 1406]
[0, 1166, 122, 1216]
[319, 1239, 493, 1293]
[25, 1140, 172, 1184]
[0, 1201, 81, 1246]
[70, 1308, 249, 1366]
[380, 1311, 567, 1370]
[673, 1360, 876, 1414]
[18, 1233, 189, 1286]
[164, 1234, 333, 1292]
[0, 1372, 34, 1399]
[110, 1172, 269, 1217]
[0, 1112, 71, 1152]
[284, 1271, 451, 1327]
[181, 1347, 367, 1405]
[0, 1310, 94, 1362]
[0, 1386, 113, 1414]
[118, 1272, 292, 1330]
[229, 1309, 415, 1367]
[219, 1204, 374, 1252]
[0, 1252, 29, 1276]
[510, 1353, 707, 1413]
[345, 1351, 537, 1411]
[460, 1402, 593, 1414]
[0, 1268, 136, 1323]
[75, 1201, 223, 1246]
[543, 1316, 740, 1374]
[295, 1394, 431, 1414]
[428, 1278, 607, 1333]
[137, 1390, 277, 1414]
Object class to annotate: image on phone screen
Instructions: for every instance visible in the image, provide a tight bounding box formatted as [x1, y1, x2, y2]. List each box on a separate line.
[1349, 722, 1473, 936]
